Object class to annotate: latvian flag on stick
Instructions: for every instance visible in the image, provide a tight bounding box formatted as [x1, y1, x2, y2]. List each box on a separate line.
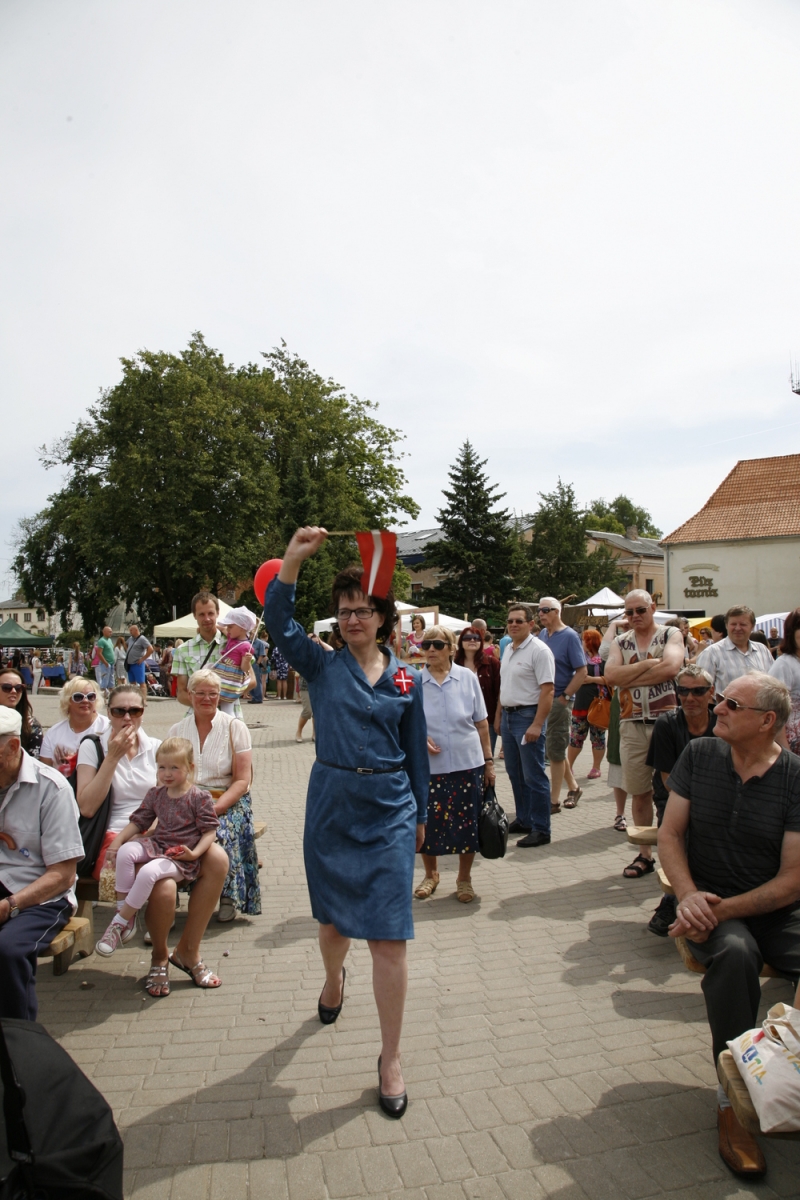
[355, 531, 397, 599]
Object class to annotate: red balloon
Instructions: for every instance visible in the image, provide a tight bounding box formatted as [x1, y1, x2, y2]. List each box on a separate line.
[254, 559, 283, 605]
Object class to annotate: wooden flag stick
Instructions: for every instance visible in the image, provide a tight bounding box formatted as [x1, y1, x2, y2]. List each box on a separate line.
[325, 531, 358, 537]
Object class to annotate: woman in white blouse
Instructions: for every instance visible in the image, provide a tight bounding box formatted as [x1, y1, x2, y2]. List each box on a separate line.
[414, 626, 495, 904]
[169, 668, 260, 923]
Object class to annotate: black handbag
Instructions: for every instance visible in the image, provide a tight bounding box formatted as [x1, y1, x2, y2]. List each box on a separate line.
[478, 785, 509, 859]
[0, 1018, 124, 1199]
[68, 735, 112, 879]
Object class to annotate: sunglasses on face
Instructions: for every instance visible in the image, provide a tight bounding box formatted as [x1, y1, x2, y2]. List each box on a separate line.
[335, 607, 376, 621]
[624, 606, 649, 616]
[422, 640, 448, 651]
[538, 607, 556, 615]
[507, 618, 528, 625]
[676, 685, 711, 697]
[461, 634, 481, 642]
[718, 695, 769, 713]
[110, 706, 144, 718]
[70, 692, 97, 704]
[0, 683, 23, 694]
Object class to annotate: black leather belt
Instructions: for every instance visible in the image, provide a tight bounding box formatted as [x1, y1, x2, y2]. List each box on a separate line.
[316, 759, 406, 775]
[502, 704, 537, 712]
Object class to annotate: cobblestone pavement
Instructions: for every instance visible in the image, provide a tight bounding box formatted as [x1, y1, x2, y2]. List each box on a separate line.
[31, 693, 800, 1199]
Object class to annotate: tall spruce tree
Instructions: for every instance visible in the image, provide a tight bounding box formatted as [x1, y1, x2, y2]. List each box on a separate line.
[423, 442, 518, 619]
[525, 480, 628, 600]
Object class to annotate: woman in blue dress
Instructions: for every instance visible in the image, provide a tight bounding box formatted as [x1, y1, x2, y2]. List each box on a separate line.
[264, 526, 429, 1118]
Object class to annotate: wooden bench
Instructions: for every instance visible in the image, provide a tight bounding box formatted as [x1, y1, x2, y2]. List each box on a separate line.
[73, 821, 269, 936]
[627, 825, 658, 847]
[38, 917, 93, 976]
[717, 1050, 800, 1141]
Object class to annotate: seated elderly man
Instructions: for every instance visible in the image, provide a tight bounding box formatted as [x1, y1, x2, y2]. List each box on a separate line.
[658, 672, 800, 1179]
[0, 708, 83, 1021]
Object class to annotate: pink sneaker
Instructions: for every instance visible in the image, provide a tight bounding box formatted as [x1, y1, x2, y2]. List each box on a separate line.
[587, 768, 601, 779]
[96, 917, 131, 957]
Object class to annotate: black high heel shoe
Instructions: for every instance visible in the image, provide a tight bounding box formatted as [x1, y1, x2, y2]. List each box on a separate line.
[377, 1055, 408, 1119]
[318, 967, 345, 1025]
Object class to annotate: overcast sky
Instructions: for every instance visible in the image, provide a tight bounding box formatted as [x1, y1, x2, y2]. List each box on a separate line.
[2, 0, 800, 598]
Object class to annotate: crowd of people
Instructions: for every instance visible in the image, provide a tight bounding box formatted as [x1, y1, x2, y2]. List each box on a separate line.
[0, 533, 799, 1173]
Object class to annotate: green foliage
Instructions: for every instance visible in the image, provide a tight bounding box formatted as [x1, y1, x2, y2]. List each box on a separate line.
[423, 442, 518, 620]
[586, 494, 662, 538]
[15, 334, 419, 633]
[525, 480, 629, 600]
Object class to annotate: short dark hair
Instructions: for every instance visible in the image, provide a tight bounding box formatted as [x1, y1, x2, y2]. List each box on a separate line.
[780, 609, 800, 658]
[191, 590, 219, 616]
[508, 603, 534, 622]
[710, 614, 727, 635]
[330, 567, 397, 643]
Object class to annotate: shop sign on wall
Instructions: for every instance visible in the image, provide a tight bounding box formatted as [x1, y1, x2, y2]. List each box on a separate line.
[682, 563, 719, 598]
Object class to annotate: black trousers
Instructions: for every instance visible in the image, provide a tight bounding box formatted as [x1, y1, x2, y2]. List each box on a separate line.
[688, 906, 800, 1061]
[0, 882, 72, 1021]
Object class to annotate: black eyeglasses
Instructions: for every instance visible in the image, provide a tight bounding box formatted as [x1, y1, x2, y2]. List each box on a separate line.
[0, 683, 23, 694]
[538, 606, 557, 615]
[507, 618, 528, 625]
[70, 692, 97, 703]
[335, 607, 376, 621]
[110, 706, 144, 718]
[624, 606, 649, 616]
[676, 685, 711, 697]
[421, 640, 448, 651]
[461, 634, 481, 642]
[718, 696, 770, 713]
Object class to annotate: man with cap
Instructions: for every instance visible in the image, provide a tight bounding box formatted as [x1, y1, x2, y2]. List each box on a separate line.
[0, 708, 83, 1020]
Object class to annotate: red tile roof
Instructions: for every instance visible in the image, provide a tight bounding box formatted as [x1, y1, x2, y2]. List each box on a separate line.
[662, 454, 800, 544]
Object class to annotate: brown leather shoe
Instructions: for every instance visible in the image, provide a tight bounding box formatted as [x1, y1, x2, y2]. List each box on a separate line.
[717, 1106, 766, 1177]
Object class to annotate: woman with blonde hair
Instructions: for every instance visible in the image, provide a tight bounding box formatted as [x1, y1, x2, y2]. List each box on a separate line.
[40, 676, 109, 772]
[415, 625, 495, 903]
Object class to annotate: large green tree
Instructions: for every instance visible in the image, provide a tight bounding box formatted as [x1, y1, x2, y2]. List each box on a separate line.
[525, 480, 629, 600]
[15, 334, 418, 632]
[422, 442, 520, 620]
[586, 494, 662, 538]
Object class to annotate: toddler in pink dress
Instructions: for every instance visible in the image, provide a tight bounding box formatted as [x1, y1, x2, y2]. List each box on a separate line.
[95, 737, 219, 957]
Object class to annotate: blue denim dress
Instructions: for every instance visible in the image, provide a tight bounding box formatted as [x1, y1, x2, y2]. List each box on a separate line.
[264, 579, 429, 940]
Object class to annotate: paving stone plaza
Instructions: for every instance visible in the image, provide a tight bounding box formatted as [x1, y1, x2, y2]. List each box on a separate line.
[31, 692, 800, 1200]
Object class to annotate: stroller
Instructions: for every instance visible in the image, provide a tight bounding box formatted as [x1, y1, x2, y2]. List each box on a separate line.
[145, 668, 165, 697]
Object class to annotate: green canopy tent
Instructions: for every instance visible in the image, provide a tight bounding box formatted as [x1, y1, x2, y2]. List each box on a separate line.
[0, 617, 54, 647]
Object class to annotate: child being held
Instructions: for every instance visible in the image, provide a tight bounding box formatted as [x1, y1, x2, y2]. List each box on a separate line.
[213, 605, 258, 713]
[95, 737, 219, 957]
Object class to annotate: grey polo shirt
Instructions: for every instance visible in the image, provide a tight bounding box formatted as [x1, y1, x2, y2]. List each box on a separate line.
[499, 634, 555, 708]
[0, 751, 83, 910]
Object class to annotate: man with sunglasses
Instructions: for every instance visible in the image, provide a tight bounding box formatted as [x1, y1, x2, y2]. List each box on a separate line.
[696, 605, 773, 698]
[658, 672, 800, 1179]
[604, 590, 684, 878]
[0, 707, 84, 1021]
[496, 604, 555, 846]
[644, 664, 716, 935]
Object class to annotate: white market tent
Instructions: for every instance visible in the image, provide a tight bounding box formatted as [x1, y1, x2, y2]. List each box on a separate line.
[153, 599, 234, 639]
[755, 612, 788, 637]
[571, 588, 626, 617]
[313, 602, 469, 637]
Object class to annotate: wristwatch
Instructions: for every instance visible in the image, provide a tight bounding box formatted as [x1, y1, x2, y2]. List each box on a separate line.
[5, 896, 20, 920]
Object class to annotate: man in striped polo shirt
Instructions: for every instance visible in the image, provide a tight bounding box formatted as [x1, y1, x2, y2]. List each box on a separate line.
[659, 671, 800, 1179]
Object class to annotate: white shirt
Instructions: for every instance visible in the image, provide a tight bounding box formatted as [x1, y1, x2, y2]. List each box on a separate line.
[769, 653, 800, 704]
[0, 751, 84, 909]
[696, 637, 774, 694]
[421, 664, 487, 775]
[499, 635, 555, 708]
[168, 711, 251, 790]
[40, 714, 111, 767]
[76, 727, 162, 833]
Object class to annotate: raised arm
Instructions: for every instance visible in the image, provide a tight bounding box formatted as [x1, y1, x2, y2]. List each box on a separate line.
[263, 527, 332, 682]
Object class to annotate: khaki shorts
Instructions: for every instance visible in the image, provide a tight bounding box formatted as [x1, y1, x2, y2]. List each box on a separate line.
[300, 692, 313, 721]
[619, 721, 655, 795]
[545, 698, 573, 761]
